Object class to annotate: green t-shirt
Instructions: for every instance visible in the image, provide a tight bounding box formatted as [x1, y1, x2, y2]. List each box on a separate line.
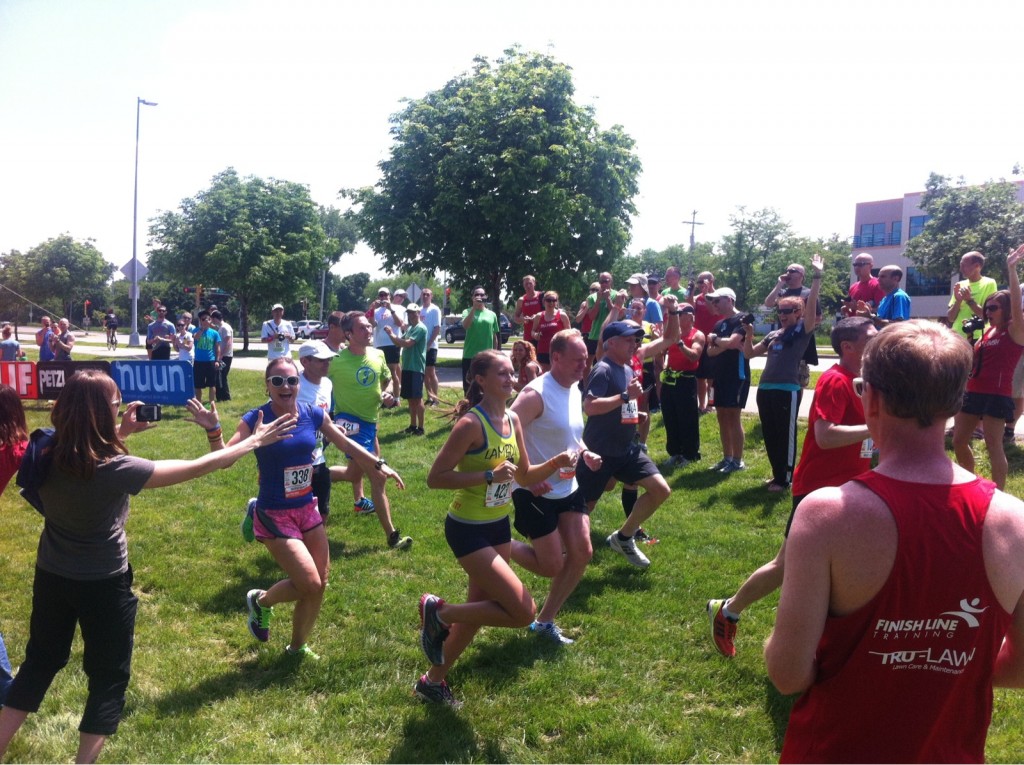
[400, 323, 428, 374]
[586, 293, 611, 341]
[326, 347, 390, 422]
[461, 308, 499, 358]
[949, 276, 997, 333]
[662, 285, 689, 302]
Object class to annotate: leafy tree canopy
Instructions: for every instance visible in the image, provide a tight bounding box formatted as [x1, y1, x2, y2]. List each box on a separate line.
[904, 172, 1024, 282]
[346, 47, 642, 306]
[0, 234, 114, 323]
[148, 168, 328, 349]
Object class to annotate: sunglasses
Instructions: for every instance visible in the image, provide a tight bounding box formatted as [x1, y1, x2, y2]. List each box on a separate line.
[852, 377, 890, 398]
[544, 298, 558, 303]
[267, 375, 300, 388]
[176, 324, 185, 328]
[777, 308, 799, 315]
[599, 278, 611, 284]
[853, 262, 871, 267]
[786, 268, 803, 275]
[983, 304, 1000, 313]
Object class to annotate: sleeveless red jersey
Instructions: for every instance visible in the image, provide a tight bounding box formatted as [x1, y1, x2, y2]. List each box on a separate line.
[520, 293, 542, 343]
[781, 473, 1011, 763]
[666, 327, 700, 373]
[967, 326, 1024, 398]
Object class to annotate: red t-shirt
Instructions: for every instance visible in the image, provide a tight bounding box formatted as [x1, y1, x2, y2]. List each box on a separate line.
[791, 364, 870, 497]
[0, 439, 27, 495]
[520, 293, 543, 343]
[848, 278, 885, 308]
[694, 294, 717, 334]
[534, 312, 565, 355]
[781, 473, 1010, 764]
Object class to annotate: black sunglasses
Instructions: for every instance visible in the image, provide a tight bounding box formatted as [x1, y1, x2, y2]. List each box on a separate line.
[777, 308, 799, 315]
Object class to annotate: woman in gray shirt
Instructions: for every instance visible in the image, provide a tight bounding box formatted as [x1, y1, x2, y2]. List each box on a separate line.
[0, 370, 294, 764]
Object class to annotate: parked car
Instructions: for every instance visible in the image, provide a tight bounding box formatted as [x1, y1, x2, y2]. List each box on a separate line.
[443, 313, 513, 344]
[310, 324, 330, 341]
[295, 320, 322, 339]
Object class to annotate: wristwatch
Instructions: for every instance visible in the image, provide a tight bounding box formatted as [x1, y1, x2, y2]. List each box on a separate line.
[375, 459, 387, 470]
[484, 470, 494, 485]
[620, 391, 630, 403]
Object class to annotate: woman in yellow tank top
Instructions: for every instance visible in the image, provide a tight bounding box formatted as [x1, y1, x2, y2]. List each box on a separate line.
[414, 350, 574, 707]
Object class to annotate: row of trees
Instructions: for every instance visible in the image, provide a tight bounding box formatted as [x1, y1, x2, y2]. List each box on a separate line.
[3, 49, 1022, 340]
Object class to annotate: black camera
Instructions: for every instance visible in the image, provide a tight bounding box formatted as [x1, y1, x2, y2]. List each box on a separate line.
[137, 404, 162, 423]
[742, 313, 756, 325]
[962, 316, 985, 334]
[276, 333, 285, 342]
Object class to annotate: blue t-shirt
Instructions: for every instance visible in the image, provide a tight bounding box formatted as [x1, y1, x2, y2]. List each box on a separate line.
[242, 403, 325, 510]
[877, 289, 911, 322]
[193, 327, 220, 362]
[644, 297, 663, 325]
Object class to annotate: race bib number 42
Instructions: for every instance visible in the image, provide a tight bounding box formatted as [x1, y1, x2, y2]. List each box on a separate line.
[284, 464, 313, 499]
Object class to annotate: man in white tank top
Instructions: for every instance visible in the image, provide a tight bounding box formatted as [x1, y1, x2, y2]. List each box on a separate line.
[509, 329, 603, 644]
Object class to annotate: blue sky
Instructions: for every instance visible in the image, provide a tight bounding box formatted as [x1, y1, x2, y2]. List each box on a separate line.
[1, 0, 1020, 278]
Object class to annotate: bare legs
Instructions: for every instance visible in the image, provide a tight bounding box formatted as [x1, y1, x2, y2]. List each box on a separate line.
[425, 544, 535, 683]
[259, 525, 330, 649]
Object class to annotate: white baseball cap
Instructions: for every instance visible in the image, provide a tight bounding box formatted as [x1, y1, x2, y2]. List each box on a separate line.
[298, 340, 337, 360]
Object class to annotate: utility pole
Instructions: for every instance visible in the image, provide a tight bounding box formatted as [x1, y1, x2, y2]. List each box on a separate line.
[684, 209, 704, 281]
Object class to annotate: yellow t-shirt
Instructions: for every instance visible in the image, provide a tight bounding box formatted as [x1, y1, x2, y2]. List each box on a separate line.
[449, 407, 519, 522]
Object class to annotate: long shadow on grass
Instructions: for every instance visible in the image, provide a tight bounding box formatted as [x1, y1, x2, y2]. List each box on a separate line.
[150, 653, 303, 718]
[197, 539, 379, 616]
[388, 710, 503, 763]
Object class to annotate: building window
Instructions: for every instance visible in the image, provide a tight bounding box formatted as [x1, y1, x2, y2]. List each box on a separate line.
[890, 221, 902, 245]
[905, 267, 947, 297]
[909, 215, 930, 239]
[858, 222, 885, 247]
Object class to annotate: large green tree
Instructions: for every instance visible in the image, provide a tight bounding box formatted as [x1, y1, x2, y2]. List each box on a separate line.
[347, 48, 642, 305]
[0, 235, 114, 325]
[148, 168, 327, 350]
[904, 172, 1024, 282]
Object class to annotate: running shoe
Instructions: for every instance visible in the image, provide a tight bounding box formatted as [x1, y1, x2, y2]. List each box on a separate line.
[606, 533, 650, 568]
[719, 459, 746, 474]
[285, 643, 320, 660]
[413, 674, 462, 708]
[412, 427, 425, 436]
[706, 599, 738, 658]
[246, 589, 272, 642]
[419, 593, 450, 665]
[241, 498, 256, 543]
[708, 458, 730, 471]
[353, 497, 376, 515]
[660, 455, 690, 471]
[389, 530, 413, 550]
[529, 621, 574, 644]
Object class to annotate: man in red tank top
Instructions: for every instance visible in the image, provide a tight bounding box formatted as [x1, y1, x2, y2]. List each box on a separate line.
[765, 320, 1024, 764]
[513, 275, 543, 347]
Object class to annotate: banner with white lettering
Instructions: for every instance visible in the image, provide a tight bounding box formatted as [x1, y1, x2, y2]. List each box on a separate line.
[36, 362, 112, 400]
[0, 362, 39, 399]
[110, 360, 194, 405]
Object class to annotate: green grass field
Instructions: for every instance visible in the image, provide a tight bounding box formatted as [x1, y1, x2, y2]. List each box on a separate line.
[2, 366, 1024, 763]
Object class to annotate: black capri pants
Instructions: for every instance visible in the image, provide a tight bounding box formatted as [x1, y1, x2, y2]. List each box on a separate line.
[6, 566, 138, 735]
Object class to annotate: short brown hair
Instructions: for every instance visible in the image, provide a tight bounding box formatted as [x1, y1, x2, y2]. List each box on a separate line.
[861, 320, 971, 427]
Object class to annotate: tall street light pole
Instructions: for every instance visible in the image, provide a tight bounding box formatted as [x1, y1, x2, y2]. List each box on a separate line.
[129, 97, 158, 347]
